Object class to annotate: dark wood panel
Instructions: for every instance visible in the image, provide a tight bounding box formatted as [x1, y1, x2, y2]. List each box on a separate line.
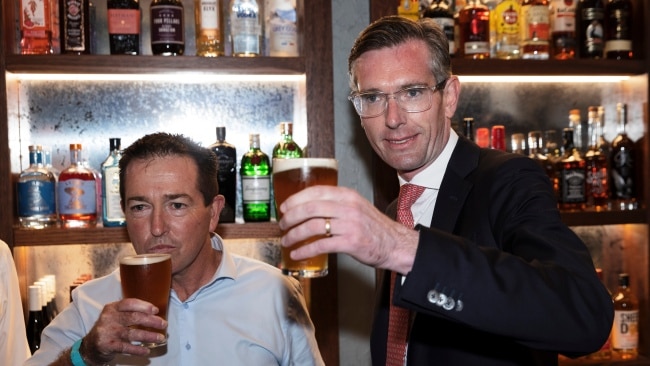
[452, 59, 646, 76]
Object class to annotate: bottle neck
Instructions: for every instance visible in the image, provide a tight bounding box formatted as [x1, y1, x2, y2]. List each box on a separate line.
[70, 148, 83, 165]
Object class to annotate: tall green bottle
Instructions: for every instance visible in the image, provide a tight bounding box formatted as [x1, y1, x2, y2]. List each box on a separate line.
[272, 122, 303, 158]
[240, 133, 271, 221]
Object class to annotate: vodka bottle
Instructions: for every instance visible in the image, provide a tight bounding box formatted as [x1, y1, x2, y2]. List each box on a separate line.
[230, 0, 261, 56]
[265, 0, 298, 57]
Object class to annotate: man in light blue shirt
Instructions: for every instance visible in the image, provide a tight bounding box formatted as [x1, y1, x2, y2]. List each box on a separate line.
[26, 132, 323, 366]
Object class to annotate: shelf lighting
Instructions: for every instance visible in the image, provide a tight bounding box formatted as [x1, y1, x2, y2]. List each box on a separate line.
[6, 72, 306, 83]
[458, 75, 630, 83]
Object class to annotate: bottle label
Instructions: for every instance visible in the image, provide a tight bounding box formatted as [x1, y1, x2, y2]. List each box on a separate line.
[151, 5, 184, 45]
[495, 1, 520, 36]
[58, 179, 97, 214]
[21, 0, 50, 31]
[231, 3, 261, 55]
[559, 169, 585, 203]
[103, 166, 125, 221]
[241, 175, 270, 202]
[17, 181, 56, 216]
[464, 42, 490, 55]
[268, 8, 298, 56]
[199, 0, 220, 30]
[612, 310, 638, 350]
[550, 0, 575, 33]
[107, 9, 140, 35]
[521, 5, 550, 41]
[611, 150, 634, 198]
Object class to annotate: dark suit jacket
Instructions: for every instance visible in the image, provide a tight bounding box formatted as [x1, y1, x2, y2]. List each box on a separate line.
[370, 136, 614, 366]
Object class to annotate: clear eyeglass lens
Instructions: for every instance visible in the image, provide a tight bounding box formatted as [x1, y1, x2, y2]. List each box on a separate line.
[353, 86, 434, 117]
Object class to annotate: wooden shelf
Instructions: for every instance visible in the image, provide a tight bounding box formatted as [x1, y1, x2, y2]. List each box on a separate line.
[451, 59, 646, 76]
[560, 209, 648, 227]
[12, 222, 282, 246]
[559, 354, 650, 365]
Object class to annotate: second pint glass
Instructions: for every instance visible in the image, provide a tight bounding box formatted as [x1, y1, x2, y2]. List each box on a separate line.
[273, 158, 338, 278]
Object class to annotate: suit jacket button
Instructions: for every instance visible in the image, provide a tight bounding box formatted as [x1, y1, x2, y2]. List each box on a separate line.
[427, 290, 438, 304]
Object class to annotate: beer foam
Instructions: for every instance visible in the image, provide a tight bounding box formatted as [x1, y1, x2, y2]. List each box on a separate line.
[272, 158, 338, 173]
[120, 253, 171, 265]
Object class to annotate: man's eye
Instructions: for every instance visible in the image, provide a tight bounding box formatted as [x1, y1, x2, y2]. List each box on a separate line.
[171, 202, 186, 210]
[361, 93, 382, 104]
[402, 88, 425, 99]
[130, 204, 146, 212]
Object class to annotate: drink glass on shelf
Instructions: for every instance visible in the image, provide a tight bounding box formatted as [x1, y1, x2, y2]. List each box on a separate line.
[272, 158, 338, 278]
[119, 253, 172, 348]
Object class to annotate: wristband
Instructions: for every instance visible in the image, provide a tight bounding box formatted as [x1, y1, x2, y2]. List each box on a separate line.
[70, 339, 87, 366]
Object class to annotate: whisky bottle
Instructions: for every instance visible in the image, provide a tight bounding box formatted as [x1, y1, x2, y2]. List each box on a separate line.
[17, 145, 58, 229]
[272, 122, 303, 159]
[209, 127, 237, 223]
[585, 107, 609, 210]
[101, 138, 125, 227]
[266, 0, 298, 57]
[195, 0, 225, 57]
[549, 0, 576, 59]
[555, 128, 586, 211]
[26, 285, 45, 354]
[107, 0, 141, 55]
[568, 109, 583, 154]
[458, 0, 490, 59]
[150, 0, 185, 55]
[20, 0, 54, 54]
[58, 143, 97, 228]
[604, 0, 633, 60]
[241, 134, 271, 222]
[491, 0, 521, 59]
[528, 131, 555, 184]
[609, 103, 636, 210]
[520, 0, 550, 60]
[576, 0, 604, 58]
[422, 0, 455, 57]
[230, 0, 261, 57]
[611, 273, 638, 360]
[60, 0, 91, 54]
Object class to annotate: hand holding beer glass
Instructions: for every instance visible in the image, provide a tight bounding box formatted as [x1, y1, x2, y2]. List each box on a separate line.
[119, 253, 172, 348]
[273, 158, 338, 278]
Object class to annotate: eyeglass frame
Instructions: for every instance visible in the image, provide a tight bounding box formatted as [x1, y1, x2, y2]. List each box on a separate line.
[348, 79, 448, 118]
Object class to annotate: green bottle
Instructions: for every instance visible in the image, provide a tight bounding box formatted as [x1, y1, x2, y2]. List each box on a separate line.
[272, 122, 303, 158]
[241, 133, 271, 222]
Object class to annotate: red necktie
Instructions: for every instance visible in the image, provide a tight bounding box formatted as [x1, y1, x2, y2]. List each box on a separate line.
[386, 184, 426, 366]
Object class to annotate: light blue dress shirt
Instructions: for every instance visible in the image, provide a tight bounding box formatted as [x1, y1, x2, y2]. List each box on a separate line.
[25, 236, 324, 366]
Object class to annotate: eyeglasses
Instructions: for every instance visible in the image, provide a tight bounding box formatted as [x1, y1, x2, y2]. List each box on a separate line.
[348, 79, 447, 118]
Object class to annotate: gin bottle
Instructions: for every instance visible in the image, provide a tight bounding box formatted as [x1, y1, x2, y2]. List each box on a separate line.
[240, 134, 270, 222]
[101, 138, 125, 227]
[272, 122, 302, 159]
[17, 145, 58, 228]
[209, 127, 237, 223]
[58, 143, 97, 228]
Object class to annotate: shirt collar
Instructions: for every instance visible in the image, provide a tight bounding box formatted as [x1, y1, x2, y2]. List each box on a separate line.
[398, 129, 459, 189]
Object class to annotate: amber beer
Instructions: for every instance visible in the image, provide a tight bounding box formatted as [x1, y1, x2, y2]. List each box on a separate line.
[273, 158, 338, 277]
[119, 253, 172, 347]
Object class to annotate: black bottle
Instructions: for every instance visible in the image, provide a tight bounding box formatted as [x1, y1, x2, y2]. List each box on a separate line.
[209, 127, 237, 223]
[604, 0, 633, 60]
[576, 0, 605, 58]
[107, 0, 141, 54]
[60, 0, 91, 54]
[26, 285, 45, 354]
[150, 0, 185, 55]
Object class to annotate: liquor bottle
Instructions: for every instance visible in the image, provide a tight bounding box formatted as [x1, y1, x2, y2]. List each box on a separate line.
[462, 117, 475, 141]
[60, 0, 91, 54]
[265, 0, 298, 57]
[609, 103, 636, 210]
[44, 274, 59, 320]
[240, 134, 271, 222]
[549, 0, 576, 59]
[33, 281, 51, 328]
[585, 107, 609, 210]
[101, 138, 125, 227]
[520, 0, 550, 60]
[20, 0, 54, 54]
[611, 273, 638, 360]
[458, 0, 490, 59]
[272, 122, 303, 159]
[576, 0, 604, 58]
[195, 0, 225, 57]
[26, 285, 45, 354]
[58, 143, 97, 228]
[230, 0, 261, 57]
[422, 0, 455, 57]
[397, 0, 420, 21]
[555, 128, 586, 211]
[107, 0, 141, 55]
[490, 125, 506, 151]
[568, 109, 583, 154]
[17, 145, 58, 229]
[491, 0, 520, 59]
[528, 130, 555, 182]
[475, 127, 490, 148]
[209, 127, 237, 223]
[150, 0, 185, 55]
[604, 0, 633, 60]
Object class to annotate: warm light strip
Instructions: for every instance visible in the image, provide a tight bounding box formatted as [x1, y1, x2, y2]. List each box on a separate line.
[458, 75, 629, 83]
[6, 72, 306, 83]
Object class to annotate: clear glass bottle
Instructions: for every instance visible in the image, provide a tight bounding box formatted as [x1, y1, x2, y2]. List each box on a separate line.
[209, 127, 237, 223]
[576, 0, 604, 58]
[20, 0, 54, 54]
[491, 0, 520, 59]
[265, 0, 298, 57]
[458, 0, 490, 59]
[17, 145, 58, 229]
[422, 0, 455, 57]
[230, 0, 261, 57]
[272, 122, 303, 159]
[549, 0, 576, 59]
[609, 103, 636, 210]
[150, 0, 185, 55]
[611, 273, 638, 360]
[240, 134, 271, 222]
[520, 0, 550, 60]
[107, 0, 141, 55]
[58, 143, 97, 228]
[604, 0, 633, 60]
[585, 107, 609, 210]
[26, 285, 45, 354]
[555, 128, 586, 211]
[195, 0, 225, 56]
[568, 108, 583, 154]
[101, 138, 125, 227]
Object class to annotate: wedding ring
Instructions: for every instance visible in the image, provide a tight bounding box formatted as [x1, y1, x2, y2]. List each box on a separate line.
[324, 218, 332, 237]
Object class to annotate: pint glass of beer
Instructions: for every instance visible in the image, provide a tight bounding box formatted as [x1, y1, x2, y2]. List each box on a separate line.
[119, 253, 172, 348]
[273, 158, 338, 278]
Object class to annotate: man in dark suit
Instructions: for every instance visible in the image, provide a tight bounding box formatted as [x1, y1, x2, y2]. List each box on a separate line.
[277, 16, 613, 365]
